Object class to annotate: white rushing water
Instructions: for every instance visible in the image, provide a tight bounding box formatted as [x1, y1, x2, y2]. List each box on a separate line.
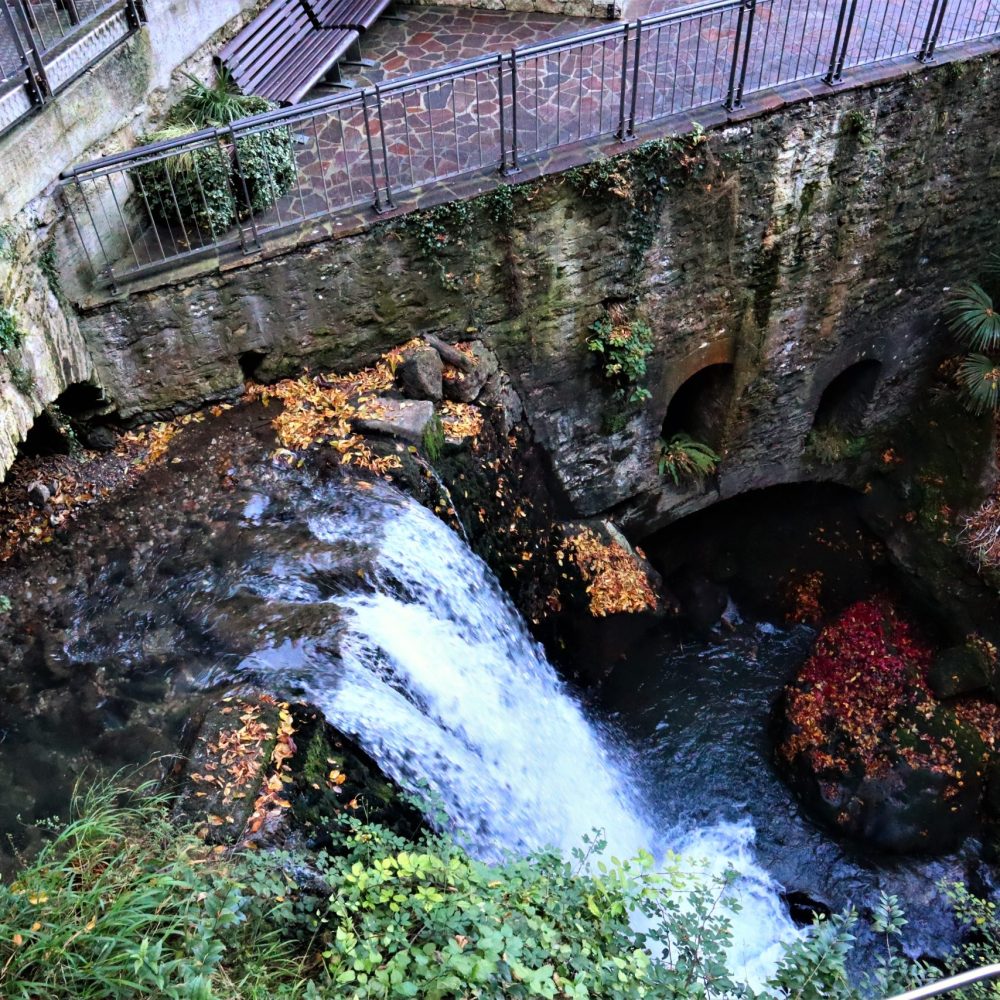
[243, 482, 800, 986]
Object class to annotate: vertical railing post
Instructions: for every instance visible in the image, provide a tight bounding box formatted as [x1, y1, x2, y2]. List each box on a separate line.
[10, 0, 51, 99]
[373, 84, 395, 208]
[62, 0, 81, 27]
[0, 0, 42, 105]
[616, 22, 631, 140]
[360, 90, 384, 213]
[724, 0, 748, 110]
[917, 0, 949, 60]
[226, 125, 261, 254]
[497, 52, 508, 174]
[507, 52, 520, 173]
[823, 0, 860, 84]
[626, 19, 642, 137]
[732, 0, 757, 109]
[123, 0, 145, 31]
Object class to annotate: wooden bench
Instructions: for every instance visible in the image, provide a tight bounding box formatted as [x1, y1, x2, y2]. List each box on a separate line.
[218, 0, 392, 105]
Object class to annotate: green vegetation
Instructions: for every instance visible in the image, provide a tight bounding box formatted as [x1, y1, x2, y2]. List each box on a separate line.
[421, 413, 445, 462]
[0, 595, 11, 614]
[587, 307, 654, 413]
[0, 303, 21, 352]
[839, 109, 873, 140]
[9, 361, 35, 397]
[0, 781, 950, 1000]
[566, 127, 711, 293]
[658, 433, 721, 486]
[805, 427, 867, 465]
[132, 71, 295, 236]
[37, 235, 65, 305]
[0, 222, 18, 262]
[945, 258, 1000, 414]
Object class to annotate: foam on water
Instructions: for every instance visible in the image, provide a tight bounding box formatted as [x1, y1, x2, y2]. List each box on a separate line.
[244, 482, 800, 984]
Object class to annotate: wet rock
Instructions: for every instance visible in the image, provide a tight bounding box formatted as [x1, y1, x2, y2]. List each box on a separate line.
[355, 397, 434, 444]
[398, 347, 443, 402]
[82, 425, 118, 451]
[443, 365, 487, 403]
[175, 694, 423, 848]
[671, 569, 729, 636]
[479, 370, 524, 433]
[26, 480, 50, 506]
[782, 890, 832, 926]
[928, 642, 994, 698]
[780, 599, 989, 854]
[554, 519, 667, 683]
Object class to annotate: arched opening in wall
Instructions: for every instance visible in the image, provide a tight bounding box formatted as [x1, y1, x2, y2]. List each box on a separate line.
[54, 381, 105, 422]
[637, 482, 882, 633]
[239, 351, 267, 384]
[17, 410, 70, 458]
[812, 360, 882, 435]
[661, 363, 735, 450]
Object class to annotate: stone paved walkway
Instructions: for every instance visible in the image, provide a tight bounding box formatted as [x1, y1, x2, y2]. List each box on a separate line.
[76, 0, 1000, 281]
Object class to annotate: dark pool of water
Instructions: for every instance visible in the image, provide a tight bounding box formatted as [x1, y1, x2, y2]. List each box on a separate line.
[599, 617, 988, 960]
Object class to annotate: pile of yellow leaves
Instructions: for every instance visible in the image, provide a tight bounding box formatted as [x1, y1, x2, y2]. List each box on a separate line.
[245, 366, 400, 475]
[559, 528, 657, 617]
[246, 701, 297, 840]
[189, 695, 297, 842]
[440, 401, 483, 441]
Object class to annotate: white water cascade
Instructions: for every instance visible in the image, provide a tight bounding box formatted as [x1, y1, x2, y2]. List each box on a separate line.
[241, 481, 800, 985]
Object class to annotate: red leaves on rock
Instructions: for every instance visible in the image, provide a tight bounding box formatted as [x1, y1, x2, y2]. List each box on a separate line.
[781, 597, 935, 778]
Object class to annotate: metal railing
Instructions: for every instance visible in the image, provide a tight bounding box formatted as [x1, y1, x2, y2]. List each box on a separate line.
[61, 0, 1000, 288]
[888, 962, 1000, 998]
[0, 0, 144, 135]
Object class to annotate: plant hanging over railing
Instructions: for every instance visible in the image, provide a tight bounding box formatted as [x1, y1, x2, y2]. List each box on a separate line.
[131, 71, 295, 238]
[945, 257, 1000, 415]
[657, 433, 720, 486]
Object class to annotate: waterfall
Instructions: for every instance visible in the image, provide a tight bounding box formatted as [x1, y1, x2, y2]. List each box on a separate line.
[239, 480, 800, 985]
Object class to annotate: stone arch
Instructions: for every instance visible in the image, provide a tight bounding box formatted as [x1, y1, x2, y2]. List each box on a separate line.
[53, 380, 105, 421]
[661, 359, 736, 451]
[811, 358, 882, 435]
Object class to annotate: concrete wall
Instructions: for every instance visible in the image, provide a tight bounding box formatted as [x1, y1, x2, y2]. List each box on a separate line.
[0, 0, 259, 476]
[72, 54, 1000, 529]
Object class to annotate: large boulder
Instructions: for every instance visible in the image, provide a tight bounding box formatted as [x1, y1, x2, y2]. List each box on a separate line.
[927, 639, 996, 698]
[354, 397, 434, 444]
[779, 599, 989, 854]
[553, 519, 669, 682]
[175, 693, 423, 848]
[398, 347, 443, 402]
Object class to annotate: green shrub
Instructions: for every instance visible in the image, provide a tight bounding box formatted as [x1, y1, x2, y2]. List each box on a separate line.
[0, 304, 21, 353]
[131, 74, 295, 236]
[0, 782, 947, 1000]
[805, 427, 867, 464]
[0, 781, 307, 1000]
[946, 259, 1000, 414]
[658, 433, 721, 486]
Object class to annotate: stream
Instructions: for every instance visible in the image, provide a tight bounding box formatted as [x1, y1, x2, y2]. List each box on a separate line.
[0, 419, 984, 978]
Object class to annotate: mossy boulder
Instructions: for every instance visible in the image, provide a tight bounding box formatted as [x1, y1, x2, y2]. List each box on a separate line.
[779, 599, 992, 853]
[928, 641, 994, 698]
[175, 693, 422, 847]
